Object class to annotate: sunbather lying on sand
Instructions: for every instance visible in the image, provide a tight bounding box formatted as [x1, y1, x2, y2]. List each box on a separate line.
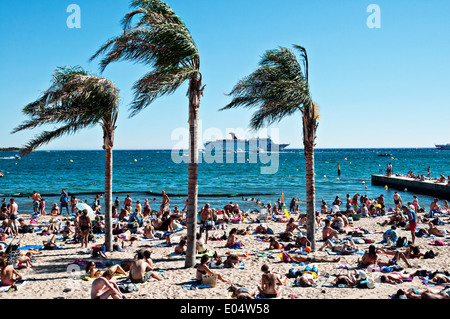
[318, 238, 357, 255]
[85, 261, 128, 279]
[281, 251, 340, 263]
[230, 284, 256, 299]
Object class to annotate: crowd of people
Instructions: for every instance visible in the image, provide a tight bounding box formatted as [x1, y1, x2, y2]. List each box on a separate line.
[0, 186, 450, 300]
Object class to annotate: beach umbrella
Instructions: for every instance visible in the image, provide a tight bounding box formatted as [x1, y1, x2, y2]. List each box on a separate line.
[76, 202, 94, 215]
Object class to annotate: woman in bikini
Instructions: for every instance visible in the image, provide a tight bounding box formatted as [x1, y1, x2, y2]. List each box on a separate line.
[78, 210, 92, 248]
[85, 261, 128, 279]
[279, 218, 301, 240]
[357, 245, 378, 268]
[230, 284, 256, 299]
[258, 264, 283, 298]
[196, 255, 227, 284]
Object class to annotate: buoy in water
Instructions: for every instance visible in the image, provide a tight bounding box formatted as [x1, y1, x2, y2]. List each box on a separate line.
[336, 178, 340, 181]
[365, 186, 368, 189]
[344, 158, 347, 161]
[324, 175, 326, 178]
[134, 159, 137, 162]
[362, 181, 365, 184]
[384, 185, 388, 190]
[70, 160, 73, 162]
[404, 188, 407, 192]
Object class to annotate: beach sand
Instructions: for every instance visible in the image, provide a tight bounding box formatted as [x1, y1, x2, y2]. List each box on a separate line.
[1, 210, 449, 300]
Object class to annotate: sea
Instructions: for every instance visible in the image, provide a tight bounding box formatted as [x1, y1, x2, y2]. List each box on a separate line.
[1, 148, 449, 215]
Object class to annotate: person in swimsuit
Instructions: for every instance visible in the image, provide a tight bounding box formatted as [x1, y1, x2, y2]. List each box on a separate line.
[199, 203, 213, 243]
[318, 238, 357, 255]
[90, 269, 125, 299]
[322, 219, 339, 241]
[281, 252, 340, 264]
[79, 209, 92, 248]
[196, 255, 227, 284]
[258, 264, 283, 298]
[31, 191, 41, 214]
[129, 251, 163, 283]
[279, 218, 301, 240]
[230, 284, 256, 299]
[380, 270, 413, 284]
[0, 260, 23, 286]
[85, 261, 128, 279]
[393, 191, 402, 211]
[226, 228, 244, 248]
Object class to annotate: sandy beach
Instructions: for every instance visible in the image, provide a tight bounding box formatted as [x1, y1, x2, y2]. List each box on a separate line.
[1, 204, 449, 300]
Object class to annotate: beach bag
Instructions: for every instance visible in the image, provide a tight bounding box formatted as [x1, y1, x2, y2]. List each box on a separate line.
[266, 227, 274, 235]
[202, 274, 217, 287]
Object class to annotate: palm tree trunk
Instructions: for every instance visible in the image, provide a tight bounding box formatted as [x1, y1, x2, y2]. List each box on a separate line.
[304, 143, 316, 250]
[185, 76, 203, 268]
[103, 129, 114, 252]
[303, 106, 318, 251]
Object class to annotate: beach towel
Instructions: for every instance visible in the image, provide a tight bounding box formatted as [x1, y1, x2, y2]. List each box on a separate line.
[182, 279, 213, 290]
[196, 250, 216, 258]
[0, 280, 28, 293]
[18, 245, 44, 250]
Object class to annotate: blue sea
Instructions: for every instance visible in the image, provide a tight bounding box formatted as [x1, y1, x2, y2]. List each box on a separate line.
[1, 148, 449, 214]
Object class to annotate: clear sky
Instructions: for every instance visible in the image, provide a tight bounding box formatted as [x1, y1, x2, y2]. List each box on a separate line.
[1, 0, 449, 150]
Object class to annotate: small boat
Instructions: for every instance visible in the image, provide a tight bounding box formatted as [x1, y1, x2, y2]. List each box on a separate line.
[377, 153, 392, 157]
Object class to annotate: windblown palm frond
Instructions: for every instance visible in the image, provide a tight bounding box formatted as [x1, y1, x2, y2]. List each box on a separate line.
[90, 0, 200, 117]
[12, 66, 120, 156]
[221, 47, 312, 130]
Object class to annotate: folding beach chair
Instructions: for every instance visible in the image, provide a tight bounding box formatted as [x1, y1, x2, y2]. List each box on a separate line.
[259, 209, 269, 223]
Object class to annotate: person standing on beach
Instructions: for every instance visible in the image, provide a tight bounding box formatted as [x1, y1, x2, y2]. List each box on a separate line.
[79, 210, 92, 248]
[124, 194, 132, 211]
[7, 198, 19, 235]
[402, 205, 417, 244]
[393, 191, 402, 211]
[161, 190, 170, 212]
[199, 203, 213, 244]
[31, 191, 41, 214]
[60, 189, 69, 215]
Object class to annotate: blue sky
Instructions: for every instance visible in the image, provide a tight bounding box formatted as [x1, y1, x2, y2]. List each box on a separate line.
[1, 0, 449, 150]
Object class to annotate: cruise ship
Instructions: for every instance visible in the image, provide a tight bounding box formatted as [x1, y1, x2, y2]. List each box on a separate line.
[203, 133, 289, 152]
[435, 144, 450, 150]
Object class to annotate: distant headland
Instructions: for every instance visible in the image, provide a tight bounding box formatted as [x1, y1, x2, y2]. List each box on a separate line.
[0, 147, 20, 152]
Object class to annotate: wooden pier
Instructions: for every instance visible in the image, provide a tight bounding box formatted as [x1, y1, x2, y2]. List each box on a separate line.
[371, 174, 450, 199]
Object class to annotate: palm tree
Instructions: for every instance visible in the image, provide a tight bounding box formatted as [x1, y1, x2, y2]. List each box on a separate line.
[11, 66, 120, 252]
[221, 45, 320, 250]
[90, 0, 203, 267]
